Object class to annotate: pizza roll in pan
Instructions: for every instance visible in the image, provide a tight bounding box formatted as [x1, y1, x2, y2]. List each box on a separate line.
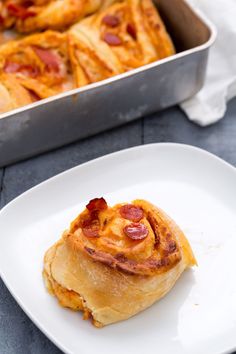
[69, 0, 175, 86]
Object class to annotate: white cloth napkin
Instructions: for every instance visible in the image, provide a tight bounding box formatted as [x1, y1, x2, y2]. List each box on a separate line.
[180, 0, 236, 126]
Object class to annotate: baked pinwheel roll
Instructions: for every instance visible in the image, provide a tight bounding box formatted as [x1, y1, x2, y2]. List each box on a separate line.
[69, 0, 175, 86]
[43, 198, 196, 327]
[0, 31, 74, 101]
[0, 0, 117, 33]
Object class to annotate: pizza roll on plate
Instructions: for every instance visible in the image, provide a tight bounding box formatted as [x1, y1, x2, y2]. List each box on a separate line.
[43, 198, 196, 327]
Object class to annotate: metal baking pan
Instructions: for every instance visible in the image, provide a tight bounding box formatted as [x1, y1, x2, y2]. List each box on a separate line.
[0, 0, 216, 167]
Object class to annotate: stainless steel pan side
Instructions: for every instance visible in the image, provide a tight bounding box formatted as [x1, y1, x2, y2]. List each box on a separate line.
[0, 0, 217, 167]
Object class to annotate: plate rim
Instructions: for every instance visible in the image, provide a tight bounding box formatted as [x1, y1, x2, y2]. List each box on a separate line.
[0, 142, 235, 354]
[0, 142, 235, 215]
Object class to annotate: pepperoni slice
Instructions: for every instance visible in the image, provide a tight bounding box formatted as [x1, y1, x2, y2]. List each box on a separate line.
[123, 223, 148, 240]
[119, 204, 143, 222]
[4, 61, 39, 77]
[86, 197, 107, 211]
[102, 15, 120, 27]
[82, 225, 99, 238]
[127, 23, 137, 40]
[3, 62, 20, 73]
[32, 46, 60, 72]
[7, 3, 36, 19]
[82, 198, 107, 237]
[103, 33, 122, 46]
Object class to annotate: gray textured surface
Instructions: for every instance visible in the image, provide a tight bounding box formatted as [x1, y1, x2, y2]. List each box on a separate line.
[0, 99, 236, 354]
[144, 103, 236, 166]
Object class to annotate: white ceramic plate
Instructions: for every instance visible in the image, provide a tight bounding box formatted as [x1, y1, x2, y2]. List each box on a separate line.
[0, 143, 236, 354]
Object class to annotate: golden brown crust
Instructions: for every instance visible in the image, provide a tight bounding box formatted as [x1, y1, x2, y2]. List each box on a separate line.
[43, 198, 196, 326]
